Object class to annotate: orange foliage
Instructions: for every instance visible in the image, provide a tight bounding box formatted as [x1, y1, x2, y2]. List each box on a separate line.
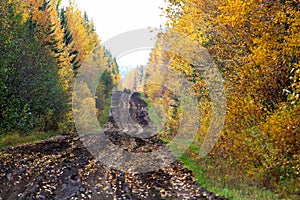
[160, 0, 300, 193]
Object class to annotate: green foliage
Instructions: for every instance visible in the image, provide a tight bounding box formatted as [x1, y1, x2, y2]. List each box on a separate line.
[96, 54, 121, 127]
[0, 0, 68, 133]
[0, 0, 121, 137]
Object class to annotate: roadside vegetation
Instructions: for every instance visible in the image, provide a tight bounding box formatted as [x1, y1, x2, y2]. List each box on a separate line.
[0, 0, 120, 147]
[126, 1, 300, 198]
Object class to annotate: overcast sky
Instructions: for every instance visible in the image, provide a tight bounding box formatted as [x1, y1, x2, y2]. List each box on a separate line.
[61, 0, 167, 69]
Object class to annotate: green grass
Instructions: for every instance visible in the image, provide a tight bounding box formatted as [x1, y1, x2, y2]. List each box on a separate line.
[162, 138, 280, 199]
[179, 153, 280, 200]
[0, 131, 59, 150]
[140, 92, 152, 109]
[161, 137, 171, 144]
[140, 92, 165, 129]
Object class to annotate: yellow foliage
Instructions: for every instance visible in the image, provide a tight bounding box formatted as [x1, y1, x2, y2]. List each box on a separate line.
[161, 0, 300, 193]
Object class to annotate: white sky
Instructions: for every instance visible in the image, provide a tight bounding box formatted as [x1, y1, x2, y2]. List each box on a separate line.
[60, 0, 167, 69]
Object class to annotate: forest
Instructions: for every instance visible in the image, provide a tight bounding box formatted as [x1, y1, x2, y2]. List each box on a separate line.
[125, 0, 300, 198]
[0, 0, 299, 199]
[0, 0, 120, 136]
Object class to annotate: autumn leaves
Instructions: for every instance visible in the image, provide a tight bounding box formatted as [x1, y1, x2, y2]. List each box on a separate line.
[142, 0, 299, 195]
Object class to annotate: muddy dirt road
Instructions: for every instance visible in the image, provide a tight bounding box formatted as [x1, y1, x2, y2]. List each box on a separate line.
[0, 91, 227, 200]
